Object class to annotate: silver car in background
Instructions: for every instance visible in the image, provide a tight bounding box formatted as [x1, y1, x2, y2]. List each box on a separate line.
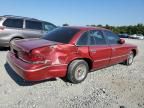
[0, 15, 57, 47]
[129, 34, 144, 40]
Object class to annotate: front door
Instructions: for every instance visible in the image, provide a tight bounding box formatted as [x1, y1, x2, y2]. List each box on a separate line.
[110, 44, 128, 65]
[103, 30, 128, 65]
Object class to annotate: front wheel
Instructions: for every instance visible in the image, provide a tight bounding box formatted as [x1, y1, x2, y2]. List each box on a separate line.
[125, 51, 134, 65]
[67, 60, 89, 84]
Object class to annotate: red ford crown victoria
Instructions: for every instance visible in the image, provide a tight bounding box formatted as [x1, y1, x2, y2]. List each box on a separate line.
[7, 27, 138, 84]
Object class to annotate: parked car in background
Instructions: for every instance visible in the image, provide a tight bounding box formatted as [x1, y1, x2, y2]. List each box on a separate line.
[118, 34, 129, 38]
[129, 34, 144, 40]
[0, 15, 57, 47]
[7, 26, 138, 84]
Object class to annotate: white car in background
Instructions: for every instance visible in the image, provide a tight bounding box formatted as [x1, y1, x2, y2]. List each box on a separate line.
[129, 34, 144, 40]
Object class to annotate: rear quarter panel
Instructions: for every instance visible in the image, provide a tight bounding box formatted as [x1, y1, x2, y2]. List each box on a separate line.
[48, 44, 92, 65]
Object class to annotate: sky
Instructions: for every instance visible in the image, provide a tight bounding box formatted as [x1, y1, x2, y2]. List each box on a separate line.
[0, 0, 144, 26]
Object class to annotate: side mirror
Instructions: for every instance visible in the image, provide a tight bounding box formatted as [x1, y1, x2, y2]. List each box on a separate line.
[119, 38, 125, 44]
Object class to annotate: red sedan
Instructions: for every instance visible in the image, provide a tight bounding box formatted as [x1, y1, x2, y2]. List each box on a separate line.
[7, 27, 138, 84]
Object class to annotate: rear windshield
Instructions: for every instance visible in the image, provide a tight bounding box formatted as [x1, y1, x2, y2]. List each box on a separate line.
[43, 27, 80, 43]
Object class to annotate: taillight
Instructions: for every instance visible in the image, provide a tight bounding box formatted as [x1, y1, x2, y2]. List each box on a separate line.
[28, 53, 46, 64]
[19, 51, 51, 64]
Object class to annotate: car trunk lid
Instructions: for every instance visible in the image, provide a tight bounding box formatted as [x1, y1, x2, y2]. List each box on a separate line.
[10, 38, 61, 52]
[10, 38, 62, 64]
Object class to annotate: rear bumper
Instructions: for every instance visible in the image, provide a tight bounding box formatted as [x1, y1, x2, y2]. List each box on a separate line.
[7, 52, 67, 81]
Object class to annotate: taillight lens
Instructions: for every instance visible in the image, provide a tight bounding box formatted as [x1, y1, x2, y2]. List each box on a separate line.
[19, 51, 51, 64]
[28, 53, 45, 64]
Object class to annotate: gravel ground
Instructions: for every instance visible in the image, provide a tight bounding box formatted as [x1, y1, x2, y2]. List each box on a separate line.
[0, 39, 144, 108]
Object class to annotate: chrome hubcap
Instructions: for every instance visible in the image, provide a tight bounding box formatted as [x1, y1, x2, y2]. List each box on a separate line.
[75, 64, 87, 81]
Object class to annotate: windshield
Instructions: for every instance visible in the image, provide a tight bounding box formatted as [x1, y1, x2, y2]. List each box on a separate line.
[43, 27, 80, 43]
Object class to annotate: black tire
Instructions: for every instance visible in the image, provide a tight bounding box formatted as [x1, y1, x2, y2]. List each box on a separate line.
[67, 60, 89, 84]
[125, 51, 134, 66]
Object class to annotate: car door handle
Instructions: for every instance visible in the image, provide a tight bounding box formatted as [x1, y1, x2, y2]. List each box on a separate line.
[90, 49, 96, 53]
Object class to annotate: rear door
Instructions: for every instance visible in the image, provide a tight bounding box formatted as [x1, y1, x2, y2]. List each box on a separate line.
[23, 20, 43, 38]
[103, 30, 128, 65]
[88, 30, 112, 69]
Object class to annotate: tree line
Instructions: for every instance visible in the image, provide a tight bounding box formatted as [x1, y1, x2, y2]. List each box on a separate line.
[63, 23, 144, 35]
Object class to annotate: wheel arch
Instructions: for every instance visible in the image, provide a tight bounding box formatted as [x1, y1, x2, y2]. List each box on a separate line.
[10, 36, 24, 41]
[67, 57, 93, 71]
[131, 49, 137, 57]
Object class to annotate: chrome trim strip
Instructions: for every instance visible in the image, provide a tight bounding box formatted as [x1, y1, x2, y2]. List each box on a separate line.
[111, 54, 128, 59]
[15, 64, 68, 72]
[94, 58, 110, 62]
[94, 54, 128, 62]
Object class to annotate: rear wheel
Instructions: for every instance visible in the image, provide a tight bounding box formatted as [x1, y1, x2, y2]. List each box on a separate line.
[67, 60, 89, 84]
[125, 51, 134, 65]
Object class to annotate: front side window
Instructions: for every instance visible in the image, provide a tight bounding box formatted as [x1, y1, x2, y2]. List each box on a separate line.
[43, 27, 80, 43]
[43, 22, 56, 31]
[26, 20, 42, 30]
[104, 30, 120, 44]
[89, 30, 106, 45]
[3, 18, 23, 28]
[77, 32, 89, 45]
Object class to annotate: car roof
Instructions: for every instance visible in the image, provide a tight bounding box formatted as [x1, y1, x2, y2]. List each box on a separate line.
[0, 15, 41, 21]
[63, 26, 109, 31]
[0, 15, 58, 26]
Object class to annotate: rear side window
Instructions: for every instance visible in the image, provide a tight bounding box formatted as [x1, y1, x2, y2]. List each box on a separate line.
[77, 32, 89, 45]
[26, 20, 42, 30]
[103, 30, 120, 44]
[89, 36, 96, 45]
[43, 27, 80, 43]
[89, 30, 106, 45]
[3, 18, 23, 28]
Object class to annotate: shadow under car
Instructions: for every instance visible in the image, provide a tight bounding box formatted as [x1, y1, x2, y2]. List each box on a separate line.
[4, 63, 57, 86]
